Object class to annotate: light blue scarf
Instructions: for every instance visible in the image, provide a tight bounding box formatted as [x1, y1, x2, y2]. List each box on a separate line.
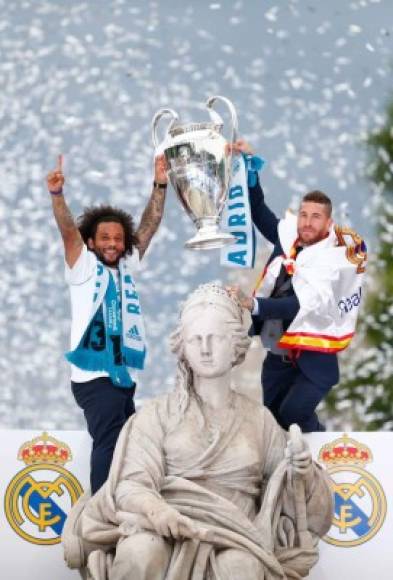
[220, 153, 264, 268]
[66, 258, 146, 388]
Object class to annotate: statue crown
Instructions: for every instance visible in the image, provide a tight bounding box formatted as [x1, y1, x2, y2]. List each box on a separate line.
[181, 283, 243, 322]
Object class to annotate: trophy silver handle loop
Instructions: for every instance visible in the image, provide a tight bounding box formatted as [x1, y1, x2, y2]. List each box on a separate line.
[152, 108, 179, 150]
[206, 95, 238, 143]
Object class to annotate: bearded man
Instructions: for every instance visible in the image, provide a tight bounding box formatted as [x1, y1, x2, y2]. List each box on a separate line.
[228, 140, 366, 433]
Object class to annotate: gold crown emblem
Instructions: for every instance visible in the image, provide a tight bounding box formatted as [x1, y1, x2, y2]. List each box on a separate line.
[318, 433, 372, 466]
[18, 432, 72, 466]
[335, 225, 367, 274]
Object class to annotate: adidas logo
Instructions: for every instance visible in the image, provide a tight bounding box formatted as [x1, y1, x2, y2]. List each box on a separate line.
[127, 325, 142, 341]
[232, 158, 240, 174]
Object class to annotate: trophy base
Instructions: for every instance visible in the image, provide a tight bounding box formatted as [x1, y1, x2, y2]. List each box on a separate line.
[185, 229, 236, 250]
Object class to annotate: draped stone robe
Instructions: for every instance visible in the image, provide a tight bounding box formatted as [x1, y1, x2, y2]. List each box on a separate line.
[63, 391, 333, 579]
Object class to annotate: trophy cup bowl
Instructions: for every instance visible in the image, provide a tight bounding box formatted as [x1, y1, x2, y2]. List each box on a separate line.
[152, 96, 238, 250]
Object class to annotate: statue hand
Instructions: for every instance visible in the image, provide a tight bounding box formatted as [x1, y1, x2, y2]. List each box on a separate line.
[286, 425, 313, 477]
[147, 505, 202, 540]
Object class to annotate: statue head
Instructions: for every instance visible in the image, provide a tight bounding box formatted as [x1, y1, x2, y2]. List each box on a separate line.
[170, 284, 251, 411]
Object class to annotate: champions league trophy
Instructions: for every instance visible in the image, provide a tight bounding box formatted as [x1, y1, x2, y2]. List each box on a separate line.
[152, 96, 238, 249]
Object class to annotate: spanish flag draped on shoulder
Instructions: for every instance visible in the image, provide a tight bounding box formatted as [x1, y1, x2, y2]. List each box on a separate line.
[254, 212, 367, 353]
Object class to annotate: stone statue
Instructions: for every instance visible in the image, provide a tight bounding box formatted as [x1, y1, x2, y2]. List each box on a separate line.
[63, 284, 333, 580]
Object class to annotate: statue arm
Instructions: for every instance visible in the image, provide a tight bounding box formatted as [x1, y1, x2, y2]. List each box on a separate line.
[258, 410, 333, 545]
[260, 407, 288, 476]
[114, 401, 208, 540]
[261, 412, 333, 537]
[302, 464, 334, 536]
[260, 409, 322, 501]
[115, 403, 167, 515]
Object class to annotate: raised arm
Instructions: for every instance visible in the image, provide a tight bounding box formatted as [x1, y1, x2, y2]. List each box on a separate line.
[231, 139, 279, 245]
[46, 155, 83, 268]
[135, 154, 168, 260]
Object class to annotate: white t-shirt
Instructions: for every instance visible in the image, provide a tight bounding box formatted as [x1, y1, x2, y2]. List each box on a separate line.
[65, 245, 140, 383]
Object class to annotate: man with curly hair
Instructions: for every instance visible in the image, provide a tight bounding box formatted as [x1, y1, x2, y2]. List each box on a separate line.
[47, 153, 168, 493]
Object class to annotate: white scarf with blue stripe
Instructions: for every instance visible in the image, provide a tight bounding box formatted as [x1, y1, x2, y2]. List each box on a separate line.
[66, 257, 146, 388]
[220, 153, 264, 268]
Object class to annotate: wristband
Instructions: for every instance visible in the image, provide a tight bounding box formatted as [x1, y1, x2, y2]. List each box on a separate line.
[49, 189, 63, 195]
[244, 154, 265, 187]
[153, 181, 167, 190]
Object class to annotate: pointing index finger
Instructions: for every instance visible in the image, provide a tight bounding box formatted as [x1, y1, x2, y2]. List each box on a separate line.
[57, 154, 63, 172]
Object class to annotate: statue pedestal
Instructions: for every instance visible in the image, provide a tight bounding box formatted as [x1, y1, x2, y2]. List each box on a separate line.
[1, 429, 391, 579]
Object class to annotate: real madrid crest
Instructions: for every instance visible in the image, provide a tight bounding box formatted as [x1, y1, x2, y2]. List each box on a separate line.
[4, 432, 83, 546]
[319, 433, 387, 547]
[334, 225, 367, 274]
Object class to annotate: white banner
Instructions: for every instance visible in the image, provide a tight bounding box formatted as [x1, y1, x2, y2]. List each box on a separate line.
[0, 430, 90, 580]
[1, 430, 392, 579]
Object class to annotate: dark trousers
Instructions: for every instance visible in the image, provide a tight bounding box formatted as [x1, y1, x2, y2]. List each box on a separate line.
[262, 352, 332, 432]
[71, 377, 135, 494]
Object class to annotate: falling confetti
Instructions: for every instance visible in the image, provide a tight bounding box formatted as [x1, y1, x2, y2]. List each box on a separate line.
[0, 0, 392, 429]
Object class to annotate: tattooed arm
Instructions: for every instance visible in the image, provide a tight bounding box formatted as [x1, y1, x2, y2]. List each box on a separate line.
[136, 154, 168, 260]
[47, 155, 83, 268]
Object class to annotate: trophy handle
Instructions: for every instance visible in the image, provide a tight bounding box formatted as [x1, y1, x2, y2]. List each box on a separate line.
[151, 108, 179, 150]
[205, 95, 238, 143]
[206, 96, 238, 215]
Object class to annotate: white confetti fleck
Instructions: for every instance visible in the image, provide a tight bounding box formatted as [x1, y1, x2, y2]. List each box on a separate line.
[348, 24, 362, 35]
[265, 6, 279, 22]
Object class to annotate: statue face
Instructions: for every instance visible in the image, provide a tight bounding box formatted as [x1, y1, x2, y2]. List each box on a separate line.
[182, 306, 233, 378]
